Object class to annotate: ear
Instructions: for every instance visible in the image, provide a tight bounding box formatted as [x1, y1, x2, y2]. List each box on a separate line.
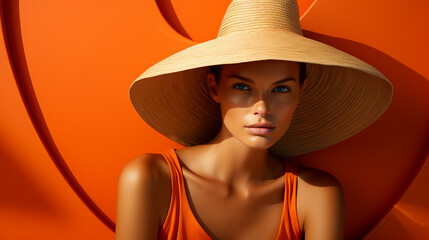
[207, 72, 220, 103]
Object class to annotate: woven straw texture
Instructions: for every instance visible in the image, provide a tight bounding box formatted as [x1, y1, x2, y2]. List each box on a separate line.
[129, 0, 393, 157]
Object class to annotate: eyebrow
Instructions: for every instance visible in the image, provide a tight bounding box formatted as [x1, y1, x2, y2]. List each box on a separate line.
[227, 74, 296, 84]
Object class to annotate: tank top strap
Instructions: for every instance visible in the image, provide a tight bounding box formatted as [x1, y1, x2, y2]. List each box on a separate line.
[281, 160, 302, 239]
[158, 148, 182, 239]
[159, 148, 213, 240]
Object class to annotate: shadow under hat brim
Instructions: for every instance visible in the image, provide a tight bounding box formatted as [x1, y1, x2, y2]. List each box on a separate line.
[129, 29, 394, 157]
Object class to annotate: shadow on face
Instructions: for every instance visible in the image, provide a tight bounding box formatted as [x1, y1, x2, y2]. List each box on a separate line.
[204, 60, 306, 149]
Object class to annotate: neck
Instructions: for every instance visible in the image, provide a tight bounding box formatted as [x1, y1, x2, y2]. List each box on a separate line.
[201, 128, 282, 191]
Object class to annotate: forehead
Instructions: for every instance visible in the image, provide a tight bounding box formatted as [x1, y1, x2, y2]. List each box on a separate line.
[220, 60, 299, 79]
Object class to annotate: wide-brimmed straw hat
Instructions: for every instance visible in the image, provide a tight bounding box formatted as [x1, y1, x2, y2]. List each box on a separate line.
[129, 0, 393, 157]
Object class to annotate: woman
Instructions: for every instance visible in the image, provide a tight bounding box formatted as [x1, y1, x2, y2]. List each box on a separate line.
[116, 0, 393, 239]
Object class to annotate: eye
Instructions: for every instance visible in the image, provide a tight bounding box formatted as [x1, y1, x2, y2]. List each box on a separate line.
[273, 86, 290, 93]
[233, 83, 250, 91]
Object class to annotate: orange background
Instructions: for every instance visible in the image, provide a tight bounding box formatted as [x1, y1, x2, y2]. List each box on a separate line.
[1, 0, 428, 239]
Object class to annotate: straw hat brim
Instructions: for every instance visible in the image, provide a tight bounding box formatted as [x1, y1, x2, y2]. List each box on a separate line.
[129, 29, 393, 157]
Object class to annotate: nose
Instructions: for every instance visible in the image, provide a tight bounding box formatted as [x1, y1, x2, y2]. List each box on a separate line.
[253, 98, 270, 117]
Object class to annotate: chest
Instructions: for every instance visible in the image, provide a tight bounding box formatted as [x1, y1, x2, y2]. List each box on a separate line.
[182, 170, 286, 240]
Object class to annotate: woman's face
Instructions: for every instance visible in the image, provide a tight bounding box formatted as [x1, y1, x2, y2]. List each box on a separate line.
[207, 60, 304, 149]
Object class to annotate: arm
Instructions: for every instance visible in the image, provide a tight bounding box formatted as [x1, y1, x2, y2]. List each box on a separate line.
[300, 168, 345, 240]
[115, 154, 170, 240]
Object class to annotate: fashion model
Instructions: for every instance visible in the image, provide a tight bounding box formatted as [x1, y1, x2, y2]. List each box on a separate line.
[115, 0, 393, 239]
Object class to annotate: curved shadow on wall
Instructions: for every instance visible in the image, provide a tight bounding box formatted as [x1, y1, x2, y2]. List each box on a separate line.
[155, 0, 193, 40]
[1, 0, 115, 231]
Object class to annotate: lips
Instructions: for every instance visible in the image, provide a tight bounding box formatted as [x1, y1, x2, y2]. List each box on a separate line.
[246, 123, 275, 128]
[245, 123, 275, 135]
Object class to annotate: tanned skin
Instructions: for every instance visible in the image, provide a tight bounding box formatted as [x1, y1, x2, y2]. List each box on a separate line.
[115, 60, 345, 240]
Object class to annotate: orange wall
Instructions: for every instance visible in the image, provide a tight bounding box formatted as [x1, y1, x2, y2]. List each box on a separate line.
[1, 0, 428, 239]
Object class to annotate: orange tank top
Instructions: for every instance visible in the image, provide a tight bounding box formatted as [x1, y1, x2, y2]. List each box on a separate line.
[158, 149, 302, 240]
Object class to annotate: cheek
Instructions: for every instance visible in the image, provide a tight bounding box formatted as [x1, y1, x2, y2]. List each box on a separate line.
[271, 98, 300, 126]
[218, 90, 252, 118]
[223, 91, 253, 107]
[222, 105, 246, 128]
[274, 100, 298, 115]
[219, 98, 249, 132]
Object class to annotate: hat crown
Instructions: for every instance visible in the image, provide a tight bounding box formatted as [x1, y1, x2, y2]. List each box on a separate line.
[217, 0, 303, 37]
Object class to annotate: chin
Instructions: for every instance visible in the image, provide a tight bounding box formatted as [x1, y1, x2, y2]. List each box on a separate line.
[240, 137, 277, 150]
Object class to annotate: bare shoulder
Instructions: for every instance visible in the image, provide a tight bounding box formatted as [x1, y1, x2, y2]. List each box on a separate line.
[115, 153, 172, 240]
[119, 153, 171, 183]
[297, 165, 343, 189]
[296, 165, 345, 240]
[117, 153, 172, 205]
